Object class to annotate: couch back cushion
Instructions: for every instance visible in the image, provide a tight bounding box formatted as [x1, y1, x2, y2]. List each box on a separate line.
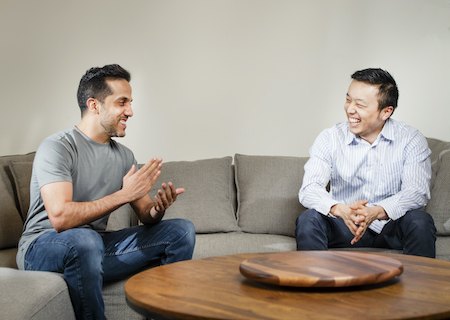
[426, 138, 450, 236]
[0, 153, 35, 250]
[235, 154, 307, 237]
[9, 161, 33, 220]
[149, 157, 240, 233]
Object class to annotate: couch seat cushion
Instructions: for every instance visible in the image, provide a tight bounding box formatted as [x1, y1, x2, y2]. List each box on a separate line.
[0, 268, 75, 320]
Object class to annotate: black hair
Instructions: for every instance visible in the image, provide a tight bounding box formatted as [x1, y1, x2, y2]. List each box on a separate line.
[77, 64, 131, 115]
[351, 68, 399, 114]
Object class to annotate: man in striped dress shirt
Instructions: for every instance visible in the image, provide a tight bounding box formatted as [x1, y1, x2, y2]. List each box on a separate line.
[296, 68, 436, 258]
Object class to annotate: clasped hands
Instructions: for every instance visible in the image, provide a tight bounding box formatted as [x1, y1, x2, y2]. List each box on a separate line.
[331, 200, 387, 245]
[122, 158, 185, 215]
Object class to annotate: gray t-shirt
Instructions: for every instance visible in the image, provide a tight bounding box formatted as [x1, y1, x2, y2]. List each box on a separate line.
[16, 126, 136, 269]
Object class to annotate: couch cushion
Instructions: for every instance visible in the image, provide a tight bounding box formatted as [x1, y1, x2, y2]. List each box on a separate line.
[148, 157, 239, 233]
[0, 248, 18, 268]
[193, 232, 297, 259]
[0, 268, 75, 320]
[235, 154, 307, 237]
[103, 277, 144, 320]
[426, 150, 450, 236]
[0, 154, 33, 249]
[0, 179, 23, 250]
[427, 137, 450, 191]
[106, 204, 136, 231]
[9, 161, 33, 219]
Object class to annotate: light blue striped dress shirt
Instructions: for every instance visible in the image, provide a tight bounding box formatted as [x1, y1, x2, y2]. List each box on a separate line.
[299, 118, 431, 233]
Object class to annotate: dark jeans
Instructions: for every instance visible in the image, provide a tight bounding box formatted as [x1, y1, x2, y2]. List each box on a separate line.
[24, 219, 196, 320]
[295, 209, 436, 258]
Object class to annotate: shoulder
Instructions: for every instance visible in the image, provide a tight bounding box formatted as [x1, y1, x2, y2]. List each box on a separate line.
[36, 128, 78, 160]
[388, 119, 427, 145]
[309, 122, 349, 157]
[314, 122, 348, 145]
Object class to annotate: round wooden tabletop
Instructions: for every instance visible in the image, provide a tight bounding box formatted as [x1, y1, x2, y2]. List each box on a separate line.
[125, 251, 450, 320]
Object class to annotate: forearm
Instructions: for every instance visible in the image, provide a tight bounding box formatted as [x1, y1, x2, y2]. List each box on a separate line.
[131, 195, 164, 225]
[300, 184, 338, 215]
[49, 189, 132, 232]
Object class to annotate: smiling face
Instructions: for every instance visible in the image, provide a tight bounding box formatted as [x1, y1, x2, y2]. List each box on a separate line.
[344, 80, 393, 144]
[97, 78, 133, 139]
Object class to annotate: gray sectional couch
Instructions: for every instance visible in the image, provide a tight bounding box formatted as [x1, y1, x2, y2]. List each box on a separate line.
[1, 137, 450, 319]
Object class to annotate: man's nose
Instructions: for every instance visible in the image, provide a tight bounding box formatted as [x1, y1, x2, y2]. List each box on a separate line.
[125, 103, 133, 117]
[347, 103, 356, 114]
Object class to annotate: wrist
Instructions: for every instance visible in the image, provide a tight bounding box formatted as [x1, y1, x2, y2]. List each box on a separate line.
[329, 203, 342, 218]
[150, 205, 165, 219]
[374, 206, 389, 220]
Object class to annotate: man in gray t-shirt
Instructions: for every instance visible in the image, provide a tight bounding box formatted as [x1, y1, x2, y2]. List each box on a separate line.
[17, 64, 195, 320]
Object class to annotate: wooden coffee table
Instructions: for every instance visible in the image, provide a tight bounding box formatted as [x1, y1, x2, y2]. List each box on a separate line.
[125, 251, 450, 320]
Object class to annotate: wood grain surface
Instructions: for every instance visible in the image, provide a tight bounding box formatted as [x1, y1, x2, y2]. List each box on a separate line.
[239, 251, 403, 287]
[125, 251, 450, 320]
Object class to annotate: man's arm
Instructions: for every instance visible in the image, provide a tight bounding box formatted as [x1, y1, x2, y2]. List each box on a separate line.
[43, 158, 163, 232]
[299, 130, 339, 214]
[376, 132, 431, 220]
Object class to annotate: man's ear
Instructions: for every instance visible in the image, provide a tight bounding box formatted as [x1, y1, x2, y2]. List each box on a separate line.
[381, 106, 394, 121]
[86, 98, 100, 114]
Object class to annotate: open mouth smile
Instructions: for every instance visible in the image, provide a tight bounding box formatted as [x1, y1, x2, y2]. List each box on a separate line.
[349, 118, 361, 124]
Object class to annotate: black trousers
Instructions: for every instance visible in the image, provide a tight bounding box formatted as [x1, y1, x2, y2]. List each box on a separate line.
[295, 209, 436, 258]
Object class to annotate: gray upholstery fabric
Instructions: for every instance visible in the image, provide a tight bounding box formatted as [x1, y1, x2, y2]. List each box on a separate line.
[0, 268, 75, 320]
[426, 150, 450, 235]
[149, 157, 240, 233]
[9, 161, 33, 219]
[0, 152, 35, 221]
[436, 236, 450, 261]
[0, 180, 23, 249]
[103, 278, 143, 320]
[106, 203, 135, 231]
[0, 153, 34, 250]
[235, 154, 308, 236]
[0, 248, 18, 268]
[193, 232, 296, 259]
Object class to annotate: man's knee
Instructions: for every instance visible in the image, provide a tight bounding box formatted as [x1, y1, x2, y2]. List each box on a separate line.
[62, 229, 105, 263]
[176, 219, 196, 247]
[296, 209, 323, 227]
[402, 210, 436, 233]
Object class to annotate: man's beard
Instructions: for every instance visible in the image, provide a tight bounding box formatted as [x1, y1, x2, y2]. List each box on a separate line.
[100, 116, 125, 138]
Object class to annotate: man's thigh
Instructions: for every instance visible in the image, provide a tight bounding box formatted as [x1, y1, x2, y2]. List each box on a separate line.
[24, 229, 104, 272]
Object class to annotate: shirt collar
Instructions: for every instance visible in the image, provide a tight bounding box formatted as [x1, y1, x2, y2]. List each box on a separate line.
[379, 118, 395, 142]
[345, 118, 395, 145]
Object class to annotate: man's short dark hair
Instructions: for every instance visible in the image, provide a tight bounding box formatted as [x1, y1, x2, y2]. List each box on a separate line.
[77, 64, 131, 115]
[351, 68, 399, 114]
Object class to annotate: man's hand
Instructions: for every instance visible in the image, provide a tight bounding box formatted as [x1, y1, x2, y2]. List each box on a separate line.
[330, 201, 368, 236]
[122, 158, 163, 203]
[150, 182, 185, 220]
[349, 202, 388, 245]
[330, 200, 387, 245]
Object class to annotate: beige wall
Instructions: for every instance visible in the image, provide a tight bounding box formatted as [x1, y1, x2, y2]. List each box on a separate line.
[1, 0, 449, 162]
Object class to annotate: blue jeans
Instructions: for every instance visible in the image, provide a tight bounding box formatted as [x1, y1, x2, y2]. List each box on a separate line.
[24, 219, 195, 320]
[295, 209, 436, 258]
